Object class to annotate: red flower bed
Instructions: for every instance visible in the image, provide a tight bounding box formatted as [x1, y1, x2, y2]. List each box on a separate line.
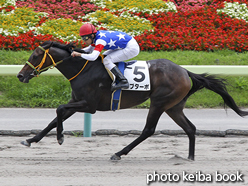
[0, 5, 15, 12]
[0, 31, 87, 50]
[135, 1, 248, 51]
[0, 31, 60, 50]
[0, 31, 86, 51]
[0, 31, 85, 50]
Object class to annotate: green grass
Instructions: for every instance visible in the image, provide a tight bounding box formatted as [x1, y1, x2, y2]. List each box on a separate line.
[0, 50, 32, 65]
[0, 76, 71, 107]
[1, 49, 248, 108]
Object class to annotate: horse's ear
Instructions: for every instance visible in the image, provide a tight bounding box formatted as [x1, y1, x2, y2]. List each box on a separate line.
[67, 42, 76, 54]
[46, 41, 53, 49]
[40, 41, 53, 49]
[68, 47, 73, 54]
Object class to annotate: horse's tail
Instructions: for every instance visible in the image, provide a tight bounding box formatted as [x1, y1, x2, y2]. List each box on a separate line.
[186, 70, 248, 117]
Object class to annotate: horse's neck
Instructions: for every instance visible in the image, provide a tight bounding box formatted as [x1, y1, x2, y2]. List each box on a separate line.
[55, 57, 88, 80]
[55, 56, 108, 81]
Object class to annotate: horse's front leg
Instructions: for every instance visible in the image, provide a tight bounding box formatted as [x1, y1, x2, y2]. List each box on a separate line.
[56, 99, 95, 145]
[21, 110, 75, 147]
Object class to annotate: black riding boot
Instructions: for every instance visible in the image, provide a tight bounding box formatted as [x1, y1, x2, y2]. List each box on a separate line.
[110, 66, 129, 91]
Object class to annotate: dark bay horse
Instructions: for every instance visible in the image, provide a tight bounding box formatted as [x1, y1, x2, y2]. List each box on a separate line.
[17, 41, 248, 160]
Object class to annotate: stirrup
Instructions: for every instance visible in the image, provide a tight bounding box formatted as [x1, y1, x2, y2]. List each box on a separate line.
[111, 80, 129, 91]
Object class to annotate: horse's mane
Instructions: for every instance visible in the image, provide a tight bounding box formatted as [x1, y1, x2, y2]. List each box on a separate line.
[41, 41, 75, 53]
[40, 41, 101, 60]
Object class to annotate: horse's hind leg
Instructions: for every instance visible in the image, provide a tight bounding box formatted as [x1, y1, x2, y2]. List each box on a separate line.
[166, 101, 196, 160]
[21, 110, 75, 147]
[111, 106, 164, 160]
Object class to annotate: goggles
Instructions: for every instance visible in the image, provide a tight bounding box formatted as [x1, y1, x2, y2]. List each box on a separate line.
[81, 35, 90, 41]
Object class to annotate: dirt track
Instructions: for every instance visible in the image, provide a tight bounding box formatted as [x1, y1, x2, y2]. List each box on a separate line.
[0, 135, 247, 186]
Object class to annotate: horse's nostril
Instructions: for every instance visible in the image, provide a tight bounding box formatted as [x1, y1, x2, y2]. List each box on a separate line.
[17, 73, 24, 79]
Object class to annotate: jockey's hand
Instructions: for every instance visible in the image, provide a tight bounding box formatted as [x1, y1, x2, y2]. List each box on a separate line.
[71, 51, 82, 57]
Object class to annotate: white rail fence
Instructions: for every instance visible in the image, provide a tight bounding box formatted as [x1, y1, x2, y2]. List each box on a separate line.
[1, 65, 248, 76]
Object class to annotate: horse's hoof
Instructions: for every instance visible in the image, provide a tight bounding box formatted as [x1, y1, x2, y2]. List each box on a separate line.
[110, 154, 121, 161]
[21, 140, 31, 147]
[57, 136, 64, 145]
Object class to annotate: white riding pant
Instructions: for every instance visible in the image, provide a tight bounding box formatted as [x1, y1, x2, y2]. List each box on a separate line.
[102, 37, 140, 70]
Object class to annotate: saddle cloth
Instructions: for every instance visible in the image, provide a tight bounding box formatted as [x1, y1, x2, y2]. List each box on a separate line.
[110, 60, 150, 111]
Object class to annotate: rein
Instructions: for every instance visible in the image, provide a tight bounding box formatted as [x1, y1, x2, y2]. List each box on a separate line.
[26, 45, 104, 81]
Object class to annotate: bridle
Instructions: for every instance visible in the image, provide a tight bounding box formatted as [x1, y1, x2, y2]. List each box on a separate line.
[26, 46, 63, 76]
[25, 45, 104, 81]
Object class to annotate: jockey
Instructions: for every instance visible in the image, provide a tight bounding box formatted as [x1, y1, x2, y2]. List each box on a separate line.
[71, 23, 140, 91]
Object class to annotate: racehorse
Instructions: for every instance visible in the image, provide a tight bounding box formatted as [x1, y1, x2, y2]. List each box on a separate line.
[17, 41, 248, 160]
